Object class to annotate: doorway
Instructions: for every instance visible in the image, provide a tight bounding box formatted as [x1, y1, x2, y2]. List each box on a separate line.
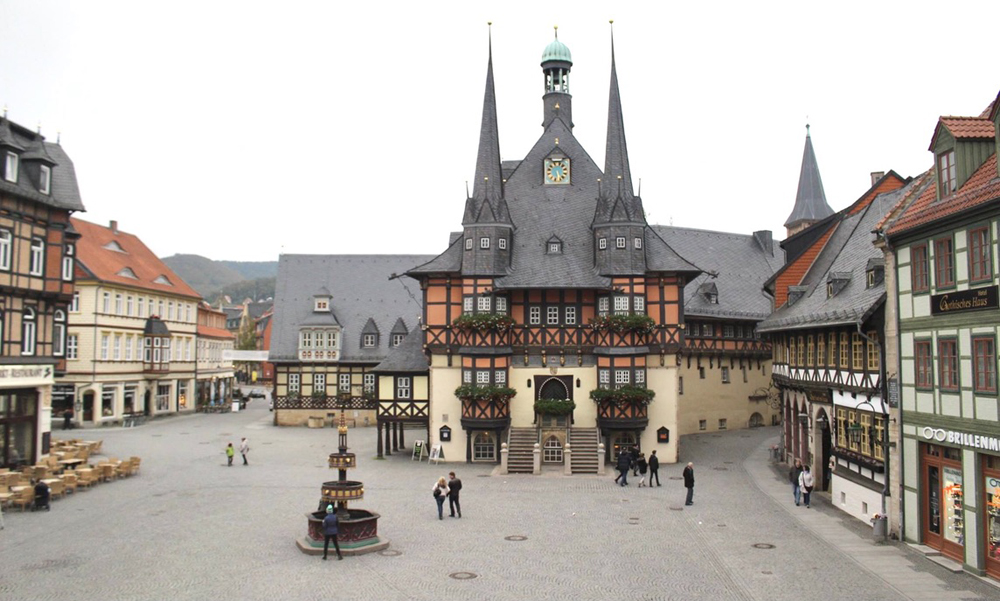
[922, 443, 964, 561]
[817, 408, 832, 491]
[82, 391, 95, 422]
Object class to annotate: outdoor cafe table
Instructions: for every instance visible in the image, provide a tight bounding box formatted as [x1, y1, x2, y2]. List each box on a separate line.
[97, 464, 118, 482]
[58, 459, 85, 468]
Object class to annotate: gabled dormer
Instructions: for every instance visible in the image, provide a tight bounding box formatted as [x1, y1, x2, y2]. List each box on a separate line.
[826, 272, 851, 298]
[360, 318, 380, 349]
[929, 116, 995, 200]
[313, 287, 332, 312]
[390, 318, 409, 348]
[697, 282, 718, 305]
[0, 117, 25, 184]
[545, 235, 563, 255]
[20, 136, 57, 195]
[865, 258, 884, 289]
[787, 285, 808, 306]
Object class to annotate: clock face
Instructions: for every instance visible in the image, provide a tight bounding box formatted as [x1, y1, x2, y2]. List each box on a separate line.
[545, 158, 570, 184]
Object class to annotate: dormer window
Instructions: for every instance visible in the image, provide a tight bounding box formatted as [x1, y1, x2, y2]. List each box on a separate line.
[698, 282, 718, 305]
[392, 334, 405, 347]
[866, 259, 884, 289]
[153, 275, 173, 286]
[39, 164, 51, 194]
[937, 150, 956, 197]
[4, 152, 17, 183]
[117, 267, 138, 279]
[315, 299, 329, 311]
[103, 240, 126, 253]
[362, 334, 377, 348]
[547, 238, 562, 254]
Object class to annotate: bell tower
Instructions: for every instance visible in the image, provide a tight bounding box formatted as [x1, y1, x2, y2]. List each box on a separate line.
[541, 26, 573, 129]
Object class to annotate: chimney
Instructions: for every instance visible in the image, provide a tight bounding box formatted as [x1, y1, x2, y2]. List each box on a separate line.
[870, 171, 885, 187]
[753, 230, 773, 256]
[110, 220, 118, 234]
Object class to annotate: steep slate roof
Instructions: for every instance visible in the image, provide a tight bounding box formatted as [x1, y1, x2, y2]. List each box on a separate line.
[372, 328, 428, 374]
[654, 226, 783, 320]
[246, 301, 272, 320]
[785, 127, 834, 228]
[269, 254, 433, 363]
[888, 153, 1000, 237]
[759, 182, 919, 333]
[72, 217, 201, 299]
[0, 117, 85, 212]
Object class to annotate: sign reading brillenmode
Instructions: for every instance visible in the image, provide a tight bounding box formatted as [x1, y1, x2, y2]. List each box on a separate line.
[930, 285, 998, 316]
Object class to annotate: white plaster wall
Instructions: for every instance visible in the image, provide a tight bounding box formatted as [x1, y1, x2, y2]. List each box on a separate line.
[832, 475, 884, 525]
[646, 360, 678, 464]
[428, 356, 462, 462]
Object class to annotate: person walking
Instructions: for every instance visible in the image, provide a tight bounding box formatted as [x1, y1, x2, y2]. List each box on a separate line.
[322, 504, 343, 560]
[630, 445, 640, 476]
[448, 471, 462, 518]
[683, 462, 695, 506]
[799, 465, 815, 508]
[240, 437, 250, 466]
[225, 442, 235, 467]
[789, 459, 804, 506]
[648, 450, 661, 487]
[615, 449, 630, 486]
[432, 476, 449, 520]
[637, 453, 648, 487]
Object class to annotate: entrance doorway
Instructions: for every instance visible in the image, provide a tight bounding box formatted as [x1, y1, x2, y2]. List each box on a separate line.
[535, 376, 572, 428]
[922, 443, 964, 561]
[984, 455, 1000, 578]
[817, 408, 832, 492]
[82, 391, 95, 422]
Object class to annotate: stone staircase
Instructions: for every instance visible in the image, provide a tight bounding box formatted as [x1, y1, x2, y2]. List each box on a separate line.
[507, 427, 538, 474]
[569, 427, 600, 474]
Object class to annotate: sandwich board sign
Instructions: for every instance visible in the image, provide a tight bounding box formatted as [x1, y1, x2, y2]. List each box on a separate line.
[429, 444, 443, 464]
[412, 440, 426, 461]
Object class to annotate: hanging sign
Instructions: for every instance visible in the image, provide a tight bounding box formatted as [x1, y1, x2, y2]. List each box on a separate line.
[931, 285, 998, 316]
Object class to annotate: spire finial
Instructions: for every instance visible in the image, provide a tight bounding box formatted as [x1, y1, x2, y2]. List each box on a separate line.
[37, 122, 42, 134]
[57, 131, 61, 144]
[554, 24, 558, 39]
[2, 105, 7, 119]
[806, 122, 811, 137]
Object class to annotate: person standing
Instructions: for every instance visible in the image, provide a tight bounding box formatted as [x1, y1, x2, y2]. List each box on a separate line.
[631, 444, 640, 476]
[62, 409, 73, 431]
[799, 465, 815, 508]
[322, 504, 343, 560]
[789, 459, 804, 506]
[432, 477, 449, 520]
[225, 442, 235, 467]
[648, 450, 661, 487]
[615, 449, 630, 486]
[683, 462, 695, 506]
[637, 453, 648, 488]
[448, 471, 462, 518]
[240, 437, 250, 466]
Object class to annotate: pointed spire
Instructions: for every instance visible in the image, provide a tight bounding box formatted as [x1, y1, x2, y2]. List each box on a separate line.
[470, 22, 503, 206]
[784, 124, 834, 231]
[603, 22, 633, 201]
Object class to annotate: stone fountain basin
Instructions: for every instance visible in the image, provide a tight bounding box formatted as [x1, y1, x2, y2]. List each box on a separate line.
[299, 508, 388, 555]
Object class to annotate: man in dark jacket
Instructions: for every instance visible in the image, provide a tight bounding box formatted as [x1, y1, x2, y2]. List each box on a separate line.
[322, 505, 343, 560]
[648, 450, 661, 486]
[683, 462, 695, 505]
[615, 449, 631, 486]
[448, 471, 462, 518]
[789, 459, 804, 506]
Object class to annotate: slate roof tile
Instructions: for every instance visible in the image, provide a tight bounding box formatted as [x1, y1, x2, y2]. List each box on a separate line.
[372, 329, 428, 374]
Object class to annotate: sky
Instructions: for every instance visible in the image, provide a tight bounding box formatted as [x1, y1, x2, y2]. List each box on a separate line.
[1, 1, 997, 262]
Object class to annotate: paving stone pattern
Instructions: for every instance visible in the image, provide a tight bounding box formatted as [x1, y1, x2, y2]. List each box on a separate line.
[0, 394, 996, 600]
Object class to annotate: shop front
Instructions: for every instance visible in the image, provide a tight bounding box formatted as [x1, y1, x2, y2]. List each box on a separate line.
[0, 364, 55, 468]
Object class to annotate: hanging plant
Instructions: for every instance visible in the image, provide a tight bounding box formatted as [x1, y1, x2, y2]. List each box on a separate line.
[590, 385, 655, 407]
[589, 314, 656, 335]
[452, 314, 516, 333]
[454, 384, 517, 403]
[533, 398, 576, 415]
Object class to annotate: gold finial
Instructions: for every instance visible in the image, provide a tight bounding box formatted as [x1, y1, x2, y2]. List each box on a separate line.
[617, 175, 622, 180]
[554, 25, 558, 38]
[484, 176, 489, 182]
[555, 137, 559, 145]
[554, 102, 560, 110]
[488, 21, 492, 26]
[609, 19, 614, 24]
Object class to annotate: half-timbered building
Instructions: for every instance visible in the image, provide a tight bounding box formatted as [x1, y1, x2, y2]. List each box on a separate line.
[0, 116, 84, 468]
[883, 92, 1000, 578]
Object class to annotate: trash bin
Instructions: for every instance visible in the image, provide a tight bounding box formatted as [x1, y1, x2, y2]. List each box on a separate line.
[872, 515, 888, 539]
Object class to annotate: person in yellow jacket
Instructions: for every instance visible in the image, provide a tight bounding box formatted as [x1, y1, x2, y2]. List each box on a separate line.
[225, 442, 235, 466]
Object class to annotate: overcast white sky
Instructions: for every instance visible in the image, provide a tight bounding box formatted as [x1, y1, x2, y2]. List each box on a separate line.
[1, 1, 997, 262]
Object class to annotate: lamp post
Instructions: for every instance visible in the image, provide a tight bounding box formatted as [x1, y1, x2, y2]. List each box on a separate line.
[849, 397, 889, 540]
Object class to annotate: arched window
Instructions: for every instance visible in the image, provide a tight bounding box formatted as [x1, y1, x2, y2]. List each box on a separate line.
[21, 307, 36, 355]
[53, 309, 66, 356]
[543, 435, 563, 463]
[473, 432, 495, 461]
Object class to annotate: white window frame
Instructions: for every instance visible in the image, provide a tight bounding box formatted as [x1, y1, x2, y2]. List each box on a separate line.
[613, 296, 629, 315]
[362, 334, 376, 348]
[633, 296, 645, 313]
[113, 334, 121, 360]
[549, 242, 561, 254]
[39, 164, 51, 195]
[565, 306, 577, 325]
[635, 369, 645, 385]
[115, 294, 123, 315]
[721, 366, 730, 383]
[288, 373, 300, 393]
[125, 335, 133, 361]
[529, 306, 541, 325]
[477, 296, 491, 312]
[547, 306, 559, 325]
[634, 237, 642, 249]
[53, 310, 65, 356]
[314, 373, 326, 395]
[598, 297, 609, 315]
[396, 376, 411, 399]
[363, 373, 375, 393]
[100, 333, 109, 360]
[465, 238, 472, 250]
[0, 230, 11, 271]
[29, 237, 44, 276]
[300, 330, 313, 348]
[392, 333, 405, 347]
[70, 291, 79, 312]
[185, 338, 192, 361]
[614, 369, 630, 387]
[494, 370, 506, 385]
[498, 238, 507, 250]
[463, 297, 474, 314]
[599, 237, 607, 250]
[21, 307, 35, 356]
[476, 371, 490, 384]
[616, 237, 626, 249]
[61, 244, 74, 281]
[66, 334, 78, 360]
[496, 296, 507, 313]
[102, 292, 111, 313]
[463, 370, 473, 383]
[4, 152, 17, 183]
[137, 297, 144, 317]
[339, 373, 351, 392]
[480, 237, 490, 249]
[598, 368, 610, 387]
[126, 296, 134, 316]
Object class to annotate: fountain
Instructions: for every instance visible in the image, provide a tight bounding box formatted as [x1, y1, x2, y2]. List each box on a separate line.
[296, 409, 389, 555]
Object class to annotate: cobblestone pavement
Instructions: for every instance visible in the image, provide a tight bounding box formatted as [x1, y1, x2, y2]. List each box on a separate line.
[2, 395, 998, 601]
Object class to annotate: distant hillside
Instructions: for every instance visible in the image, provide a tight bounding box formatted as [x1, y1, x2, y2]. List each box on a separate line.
[161, 254, 278, 299]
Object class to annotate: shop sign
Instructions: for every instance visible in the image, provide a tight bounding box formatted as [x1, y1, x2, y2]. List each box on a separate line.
[930, 285, 998, 316]
[0, 364, 54, 387]
[921, 426, 1000, 452]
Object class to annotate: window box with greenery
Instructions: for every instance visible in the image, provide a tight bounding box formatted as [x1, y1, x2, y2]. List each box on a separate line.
[588, 314, 655, 335]
[533, 398, 576, 416]
[454, 384, 517, 404]
[452, 314, 515, 333]
[590, 385, 655, 407]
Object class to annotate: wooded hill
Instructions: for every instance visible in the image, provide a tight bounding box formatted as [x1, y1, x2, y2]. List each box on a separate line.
[161, 254, 277, 301]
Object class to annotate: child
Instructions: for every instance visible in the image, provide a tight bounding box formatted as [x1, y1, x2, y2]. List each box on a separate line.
[225, 442, 235, 466]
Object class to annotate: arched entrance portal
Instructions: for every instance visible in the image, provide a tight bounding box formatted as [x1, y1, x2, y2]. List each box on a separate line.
[816, 407, 832, 491]
[536, 376, 572, 428]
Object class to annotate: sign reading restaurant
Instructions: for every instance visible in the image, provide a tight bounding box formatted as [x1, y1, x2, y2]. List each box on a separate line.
[921, 426, 1000, 452]
[930, 285, 998, 316]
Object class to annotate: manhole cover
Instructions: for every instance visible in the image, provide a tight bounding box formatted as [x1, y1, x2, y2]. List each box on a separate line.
[377, 549, 402, 557]
[713, 467, 729, 471]
[449, 572, 478, 580]
[752, 543, 775, 549]
[669, 506, 684, 511]
[669, 476, 682, 480]
[504, 535, 528, 541]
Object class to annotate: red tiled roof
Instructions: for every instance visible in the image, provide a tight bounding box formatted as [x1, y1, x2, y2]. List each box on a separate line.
[888, 154, 1000, 236]
[197, 325, 234, 339]
[929, 117, 995, 150]
[72, 218, 202, 299]
[874, 169, 932, 231]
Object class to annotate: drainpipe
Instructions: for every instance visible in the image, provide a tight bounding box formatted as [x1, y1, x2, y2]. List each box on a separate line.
[856, 321, 889, 522]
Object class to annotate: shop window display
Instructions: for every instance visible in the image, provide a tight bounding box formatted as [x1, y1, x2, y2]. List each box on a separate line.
[987, 473, 1000, 561]
[943, 466, 964, 545]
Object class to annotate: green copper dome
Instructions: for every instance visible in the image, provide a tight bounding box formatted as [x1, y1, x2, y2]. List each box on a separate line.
[541, 35, 572, 64]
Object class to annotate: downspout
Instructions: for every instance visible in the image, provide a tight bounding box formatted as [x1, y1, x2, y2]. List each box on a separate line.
[856, 320, 888, 520]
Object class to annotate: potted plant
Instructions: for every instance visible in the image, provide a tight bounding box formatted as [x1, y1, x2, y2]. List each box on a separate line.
[590, 385, 655, 407]
[452, 314, 516, 333]
[588, 314, 656, 335]
[533, 398, 576, 415]
[454, 384, 517, 404]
